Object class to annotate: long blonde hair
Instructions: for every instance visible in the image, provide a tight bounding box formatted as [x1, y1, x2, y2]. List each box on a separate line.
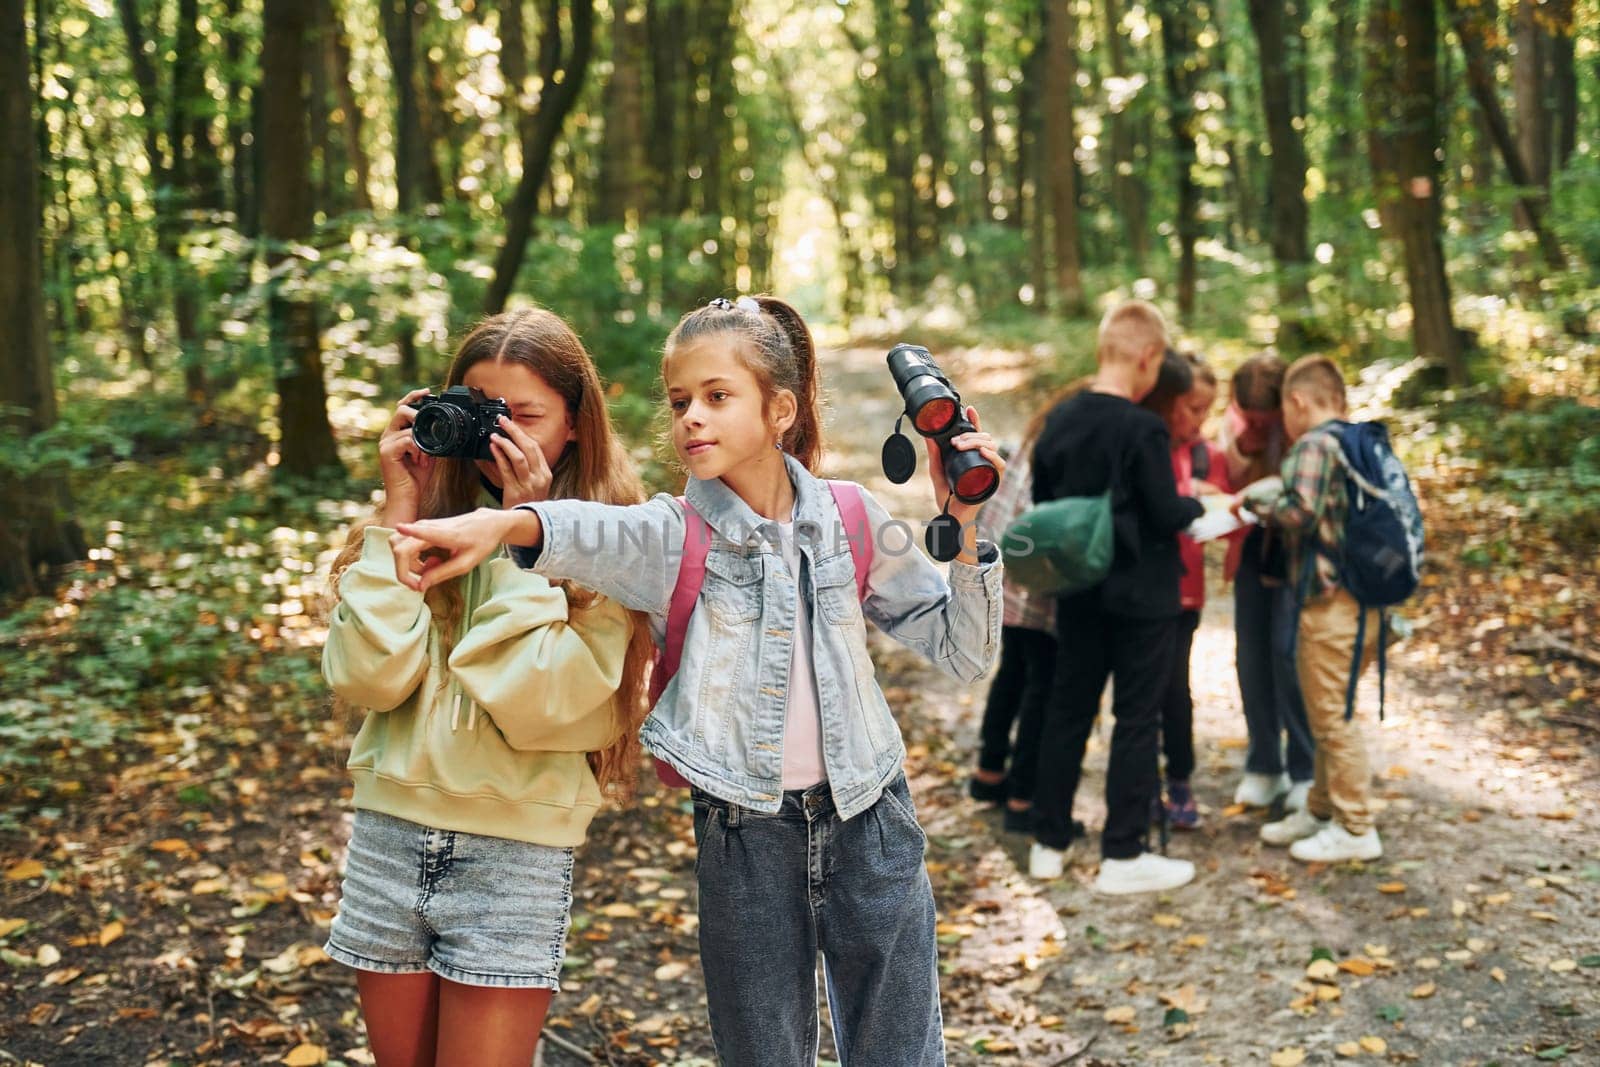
[330, 309, 655, 800]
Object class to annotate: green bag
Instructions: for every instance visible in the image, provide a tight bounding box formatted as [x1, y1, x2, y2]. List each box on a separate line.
[1001, 490, 1115, 595]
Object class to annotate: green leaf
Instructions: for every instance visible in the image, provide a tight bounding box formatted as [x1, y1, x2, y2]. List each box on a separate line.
[1163, 1007, 1191, 1027]
[1376, 1004, 1405, 1023]
[1535, 1046, 1569, 1061]
[1578, 955, 1600, 968]
[1310, 946, 1335, 963]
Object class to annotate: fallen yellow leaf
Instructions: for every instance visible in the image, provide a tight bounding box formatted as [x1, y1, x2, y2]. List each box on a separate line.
[1270, 1048, 1307, 1067]
[98, 921, 124, 947]
[1151, 913, 1182, 928]
[1334, 1041, 1362, 1057]
[1549, 959, 1577, 973]
[1221, 803, 1249, 817]
[1538, 809, 1577, 821]
[5, 860, 44, 881]
[1490, 967, 1506, 983]
[1360, 1036, 1388, 1054]
[1306, 958, 1340, 982]
[1103, 1005, 1136, 1024]
[598, 903, 640, 919]
[1338, 958, 1376, 977]
[1183, 934, 1209, 948]
[0, 918, 26, 939]
[36, 944, 60, 967]
[281, 1044, 328, 1066]
[191, 878, 228, 895]
[1412, 982, 1437, 998]
[149, 839, 189, 853]
[575, 993, 602, 1017]
[1377, 882, 1407, 894]
[653, 961, 690, 981]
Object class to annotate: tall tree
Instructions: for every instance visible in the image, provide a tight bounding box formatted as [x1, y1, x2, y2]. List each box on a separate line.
[1513, 0, 1551, 190]
[261, 0, 344, 478]
[1043, 0, 1083, 312]
[1101, 0, 1147, 267]
[1158, 0, 1201, 318]
[1365, 0, 1466, 385]
[2, 0, 86, 595]
[970, 9, 997, 220]
[1443, 0, 1566, 271]
[1245, 0, 1311, 346]
[596, 0, 647, 223]
[484, 0, 596, 312]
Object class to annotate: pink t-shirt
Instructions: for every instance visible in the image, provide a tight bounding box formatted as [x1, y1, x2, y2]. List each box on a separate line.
[776, 520, 826, 789]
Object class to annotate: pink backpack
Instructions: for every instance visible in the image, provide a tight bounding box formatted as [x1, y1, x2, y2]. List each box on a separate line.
[648, 482, 874, 788]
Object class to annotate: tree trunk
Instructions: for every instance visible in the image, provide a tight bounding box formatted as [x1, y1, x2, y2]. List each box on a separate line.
[1159, 0, 1200, 319]
[1245, 0, 1311, 347]
[383, 0, 428, 211]
[172, 0, 211, 403]
[1443, 0, 1566, 271]
[327, 0, 373, 211]
[484, 0, 596, 313]
[870, 0, 916, 293]
[1101, 0, 1146, 267]
[223, 0, 256, 234]
[596, 0, 646, 223]
[906, 0, 947, 252]
[1326, 0, 1361, 201]
[262, 0, 344, 478]
[1, 0, 87, 596]
[1513, 0, 1550, 189]
[971, 12, 995, 221]
[1546, 0, 1577, 169]
[1366, 0, 1467, 386]
[1043, 0, 1083, 313]
[1211, 0, 1255, 247]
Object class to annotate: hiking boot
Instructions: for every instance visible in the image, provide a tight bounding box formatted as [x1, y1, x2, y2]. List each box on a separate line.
[1290, 823, 1383, 863]
[1233, 772, 1290, 808]
[1164, 779, 1200, 831]
[968, 773, 1007, 804]
[1029, 842, 1071, 880]
[1260, 808, 1328, 846]
[1093, 852, 1196, 895]
[1284, 779, 1312, 813]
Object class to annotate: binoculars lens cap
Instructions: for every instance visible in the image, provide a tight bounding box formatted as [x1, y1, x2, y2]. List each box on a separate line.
[882, 433, 917, 484]
[925, 513, 963, 562]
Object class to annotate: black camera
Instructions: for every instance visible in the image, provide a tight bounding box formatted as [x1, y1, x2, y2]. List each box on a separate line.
[412, 386, 513, 461]
[883, 344, 999, 505]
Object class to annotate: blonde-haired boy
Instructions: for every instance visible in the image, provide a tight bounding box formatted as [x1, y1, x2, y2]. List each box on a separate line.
[1247, 355, 1384, 863]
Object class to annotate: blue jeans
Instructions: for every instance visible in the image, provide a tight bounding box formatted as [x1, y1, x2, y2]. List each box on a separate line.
[691, 775, 945, 1066]
[1234, 542, 1315, 782]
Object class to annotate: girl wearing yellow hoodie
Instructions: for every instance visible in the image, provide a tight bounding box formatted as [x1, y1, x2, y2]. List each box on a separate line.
[322, 311, 653, 1067]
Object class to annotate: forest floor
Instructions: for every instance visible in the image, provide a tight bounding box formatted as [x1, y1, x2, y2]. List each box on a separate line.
[1, 342, 1597, 1066]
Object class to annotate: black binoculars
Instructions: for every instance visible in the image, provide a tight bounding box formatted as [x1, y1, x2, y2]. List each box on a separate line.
[882, 344, 999, 505]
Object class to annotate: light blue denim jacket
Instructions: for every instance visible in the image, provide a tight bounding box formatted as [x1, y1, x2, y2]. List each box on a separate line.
[511, 454, 1002, 820]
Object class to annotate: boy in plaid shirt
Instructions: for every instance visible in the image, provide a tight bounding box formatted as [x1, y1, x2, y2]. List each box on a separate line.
[1245, 356, 1384, 863]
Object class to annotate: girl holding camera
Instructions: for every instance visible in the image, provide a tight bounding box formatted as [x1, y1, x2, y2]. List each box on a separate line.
[321, 310, 654, 1066]
[386, 295, 1005, 1066]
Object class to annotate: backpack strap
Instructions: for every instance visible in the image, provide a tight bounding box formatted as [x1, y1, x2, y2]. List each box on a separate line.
[651, 497, 711, 702]
[827, 480, 874, 601]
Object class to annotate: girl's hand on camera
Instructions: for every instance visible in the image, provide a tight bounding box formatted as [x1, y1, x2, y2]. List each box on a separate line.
[489, 415, 555, 509]
[926, 406, 1006, 563]
[378, 388, 436, 527]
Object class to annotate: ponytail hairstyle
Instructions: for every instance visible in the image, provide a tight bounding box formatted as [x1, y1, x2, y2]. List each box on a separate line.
[329, 308, 655, 801]
[1231, 352, 1288, 413]
[662, 295, 825, 471]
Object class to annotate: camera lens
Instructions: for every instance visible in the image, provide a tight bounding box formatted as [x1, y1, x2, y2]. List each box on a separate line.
[414, 403, 470, 457]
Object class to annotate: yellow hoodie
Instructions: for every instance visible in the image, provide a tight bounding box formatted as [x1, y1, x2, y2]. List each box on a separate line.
[323, 527, 630, 847]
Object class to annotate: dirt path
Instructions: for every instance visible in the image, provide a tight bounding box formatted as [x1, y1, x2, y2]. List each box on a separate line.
[5, 342, 1595, 1067]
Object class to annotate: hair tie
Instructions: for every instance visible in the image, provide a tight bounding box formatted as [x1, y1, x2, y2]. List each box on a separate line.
[707, 297, 733, 311]
[734, 296, 761, 315]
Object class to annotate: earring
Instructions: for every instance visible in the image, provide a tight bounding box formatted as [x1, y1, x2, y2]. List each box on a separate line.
[774, 439, 784, 451]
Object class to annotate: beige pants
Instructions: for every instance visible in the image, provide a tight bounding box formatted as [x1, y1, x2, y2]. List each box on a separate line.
[1297, 588, 1380, 834]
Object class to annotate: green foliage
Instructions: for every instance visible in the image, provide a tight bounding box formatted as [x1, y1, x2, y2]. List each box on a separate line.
[1446, 397, 1600, 543]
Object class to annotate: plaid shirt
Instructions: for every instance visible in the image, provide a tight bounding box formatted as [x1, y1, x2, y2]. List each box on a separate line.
[1262, 421, 1345, 598]
[979, 441, 1056, 634]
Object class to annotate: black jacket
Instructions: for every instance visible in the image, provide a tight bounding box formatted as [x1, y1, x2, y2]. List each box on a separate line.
[1031, 391, 1204, 619]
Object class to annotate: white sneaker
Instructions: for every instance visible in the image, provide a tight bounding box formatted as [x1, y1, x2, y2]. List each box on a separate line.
[1261, 808, 1328, 846]
[1093, 852, 1196, 895]
[1234, 772, 1290, 808]
[1290, 823, 1384, 863]
[1284, 780, 1312, 813]
[1029, 842, 1070, 880]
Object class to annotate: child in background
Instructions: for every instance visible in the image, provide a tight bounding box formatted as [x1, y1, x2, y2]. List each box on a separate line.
[387, 295, 1005, 1065]
[1028, 303, 1203, 894]
[1219, 355, 1315, 812]
[1152, 353, 1228, 830]
[1249, 356, 1384, 862]
[322, 311, 654, 1067]
[970, 426, 1057, 834]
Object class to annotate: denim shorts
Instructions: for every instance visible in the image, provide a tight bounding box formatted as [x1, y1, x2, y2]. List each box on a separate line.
[324, 809, 574, 990]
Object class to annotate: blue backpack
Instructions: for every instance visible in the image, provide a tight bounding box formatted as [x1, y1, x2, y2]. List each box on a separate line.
[1302, 421, 1424, 719]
